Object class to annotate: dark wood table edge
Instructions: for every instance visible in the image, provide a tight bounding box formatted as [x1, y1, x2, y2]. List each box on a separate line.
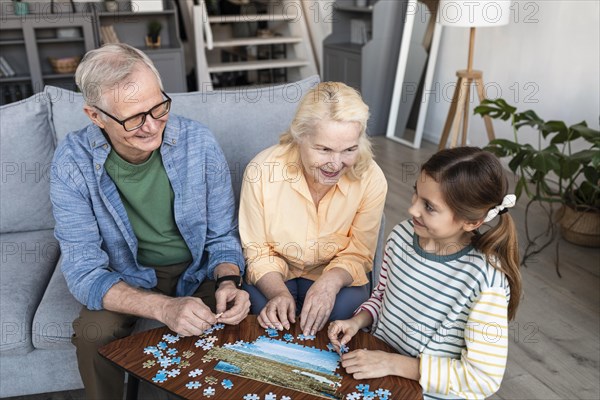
[99, 318, 423, 400]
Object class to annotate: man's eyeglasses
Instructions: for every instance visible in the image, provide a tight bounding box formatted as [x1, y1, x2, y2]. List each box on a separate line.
[95, 91, 172, 132]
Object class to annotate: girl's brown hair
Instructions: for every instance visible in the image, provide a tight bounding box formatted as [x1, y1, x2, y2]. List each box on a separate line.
[422, 147, 521, 320]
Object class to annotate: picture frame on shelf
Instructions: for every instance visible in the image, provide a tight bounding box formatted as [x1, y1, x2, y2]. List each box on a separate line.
[57, 28, 81, 39]
[131, 0, 164, 12]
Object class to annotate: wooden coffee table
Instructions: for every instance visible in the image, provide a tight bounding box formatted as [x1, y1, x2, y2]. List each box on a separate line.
[99, 315, 422, 400]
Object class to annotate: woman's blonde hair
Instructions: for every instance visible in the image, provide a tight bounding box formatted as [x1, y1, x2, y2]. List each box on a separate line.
[279, 82, 373, 179]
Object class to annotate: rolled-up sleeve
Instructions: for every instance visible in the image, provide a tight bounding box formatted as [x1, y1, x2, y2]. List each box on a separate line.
[419, 289, 509, 399]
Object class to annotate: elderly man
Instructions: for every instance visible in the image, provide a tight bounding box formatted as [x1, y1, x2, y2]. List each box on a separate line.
[50, 43, 249, 399]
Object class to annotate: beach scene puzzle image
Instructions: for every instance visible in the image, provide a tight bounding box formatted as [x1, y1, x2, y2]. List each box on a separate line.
[209, 335, 343, 399]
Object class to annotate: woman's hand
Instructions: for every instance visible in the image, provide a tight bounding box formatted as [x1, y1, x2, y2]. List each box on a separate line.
[300, 278, 339, 336]
[300, 268, 353, 336]
[258, 291, 296, 330]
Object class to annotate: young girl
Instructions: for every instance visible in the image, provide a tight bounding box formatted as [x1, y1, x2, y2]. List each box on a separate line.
[328, 147, 522, 400]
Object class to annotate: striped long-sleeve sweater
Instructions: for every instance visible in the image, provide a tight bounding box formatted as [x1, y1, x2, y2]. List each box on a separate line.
[359, 220, 510, 400]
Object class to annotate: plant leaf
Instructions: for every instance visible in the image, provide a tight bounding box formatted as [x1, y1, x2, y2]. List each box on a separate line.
[474, 99, 516, 120]
[544, 120, 571, 143]
[508, 151, 528, 172]
[557, 158, 581, 179]
[571, 123, 600, 146]
[531, 150, 560, 174]
[515, 178, 525, 200]
[486, 139, 521, 154]
[514, 110, 544, 130]
[582, 165, 599, 186]
[569, 149, 597, 164]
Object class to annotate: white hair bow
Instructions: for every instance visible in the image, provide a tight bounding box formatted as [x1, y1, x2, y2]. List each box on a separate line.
[484, 194, 516, 223]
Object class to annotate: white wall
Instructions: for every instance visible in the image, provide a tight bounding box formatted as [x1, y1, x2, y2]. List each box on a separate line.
[422, 0, 600, 146]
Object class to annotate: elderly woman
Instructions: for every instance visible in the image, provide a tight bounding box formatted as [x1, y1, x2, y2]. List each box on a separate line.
[239, 82, 387, 336]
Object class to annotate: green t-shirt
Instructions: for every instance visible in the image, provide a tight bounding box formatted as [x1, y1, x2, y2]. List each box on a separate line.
[105, 149, 192, 266]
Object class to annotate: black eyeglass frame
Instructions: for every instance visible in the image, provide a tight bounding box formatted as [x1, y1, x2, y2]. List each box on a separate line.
[95, 91, 172, 132]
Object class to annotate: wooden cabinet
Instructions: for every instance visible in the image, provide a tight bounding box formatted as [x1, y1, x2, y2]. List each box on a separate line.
[0, 1, 187, 105]
[96, 5, 186, 92]
[0, 15, 95, 105]
[323, 43, 362, 91]
[323, 0, 406, 135]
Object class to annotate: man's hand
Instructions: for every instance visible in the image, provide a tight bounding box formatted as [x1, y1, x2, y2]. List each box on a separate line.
[160, 296, 217, 336]
[215, 282, 250, 325]
[103, 282, 217, 337]
[258, 290, 296, 330]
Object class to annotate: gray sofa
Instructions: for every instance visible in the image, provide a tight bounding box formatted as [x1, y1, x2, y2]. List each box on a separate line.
[0, 76, 330, 397]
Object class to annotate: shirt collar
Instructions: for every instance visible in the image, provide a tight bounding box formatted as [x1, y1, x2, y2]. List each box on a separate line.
[162, 115, 180, 146]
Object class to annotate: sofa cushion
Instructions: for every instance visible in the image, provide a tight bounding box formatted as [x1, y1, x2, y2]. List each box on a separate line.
[32, 255, 82, 350]
[0, 230, 60, 355]
[32, 256, 186, 350]
[45, 75, 320, 200]
[45, 86, 87, 144]
[0, 96, 57, 233]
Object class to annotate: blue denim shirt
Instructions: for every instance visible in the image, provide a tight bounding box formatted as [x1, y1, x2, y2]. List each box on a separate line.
[50, 114, 245, 310]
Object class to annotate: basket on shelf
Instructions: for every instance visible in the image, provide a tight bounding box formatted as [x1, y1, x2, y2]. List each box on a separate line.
[48, 56, 82, 74]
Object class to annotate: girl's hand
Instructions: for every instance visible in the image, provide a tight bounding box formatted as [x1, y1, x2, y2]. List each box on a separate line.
[341, 349, 399, 379]
[327, 319, 360, 352]
[342, 350, 421, 381]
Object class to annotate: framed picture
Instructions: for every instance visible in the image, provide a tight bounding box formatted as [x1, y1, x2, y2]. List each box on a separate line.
[385, 0, 442, 149]
[131, 0, 164, 12]
[57, 28, 81, 39]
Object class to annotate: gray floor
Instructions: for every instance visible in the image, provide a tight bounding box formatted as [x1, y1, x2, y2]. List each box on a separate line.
[6, 137, 600, 400]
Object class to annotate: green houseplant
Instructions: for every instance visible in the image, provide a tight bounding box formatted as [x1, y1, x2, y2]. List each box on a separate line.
[146, 20, 162, 48]
[475, 99, 600, 274]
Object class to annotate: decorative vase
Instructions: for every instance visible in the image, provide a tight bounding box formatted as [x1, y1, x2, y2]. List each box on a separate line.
[14, 1, 29, 15]
[145, 36, 161, 49]
[105, 1, 119, 12]
[559, 205, 600, 247]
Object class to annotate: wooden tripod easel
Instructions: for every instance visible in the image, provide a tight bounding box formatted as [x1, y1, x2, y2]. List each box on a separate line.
[438, 27, 495, 150]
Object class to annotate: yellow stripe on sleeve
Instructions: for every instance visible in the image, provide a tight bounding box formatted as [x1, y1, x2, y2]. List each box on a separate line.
[485, 291, 508, 299]
[462, 363, 476, 396]
[436, 356, 441, 393]
[467, 356, 507, 369]
[470, 338, 508, 348]
[471, 309, 507, 319]
[476, 300, 508, 309]
[465, 365, 486, 397]
[447, 360, 451, 395]
[428, 354, 432, 391]
[468, 347, 508, 358]
[468, 317, 508, 329]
